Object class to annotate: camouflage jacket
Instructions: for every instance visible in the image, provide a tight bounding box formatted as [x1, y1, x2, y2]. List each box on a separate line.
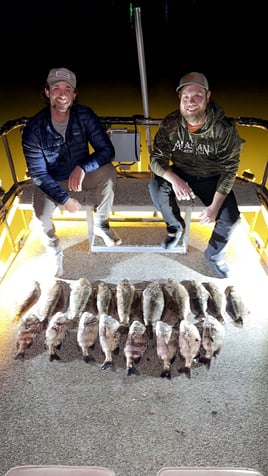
[150, 102, 245, 195]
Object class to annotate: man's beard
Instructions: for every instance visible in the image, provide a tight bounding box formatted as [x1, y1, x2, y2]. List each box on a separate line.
[184, 110, 205, 125]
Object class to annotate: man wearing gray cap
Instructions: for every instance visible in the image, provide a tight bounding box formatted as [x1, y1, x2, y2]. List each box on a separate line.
[22, 67, 121, 277]
[149, 72, 244, 278]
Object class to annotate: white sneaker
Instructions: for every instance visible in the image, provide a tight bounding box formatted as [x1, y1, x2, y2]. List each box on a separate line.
[94, 226, 122, 247]
[54, 251, 64, 277]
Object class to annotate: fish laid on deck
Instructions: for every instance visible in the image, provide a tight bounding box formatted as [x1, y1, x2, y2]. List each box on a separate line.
[15, 314, 42, 360]
[116, 278, 136, 328]
[123, 320, 148, 376]
[96, 281, 113, 315]
[36, 279, 65, 324]
[199, 314, 226, 368]
[142, 281, 165, 338]
[178, 319, 201, 378]
[202, 281, 226, 323]
[12, 280, 41, 322]
[181, 279, 210, 321]
[45, 311, 69, 361]
[77, 311, 99, 363]
[224, 285, 249, 327]
[98, 313, 121, 370]
[155, 320, 178, 379]
[163, 277, 191, 326]
[68, 277, 92, 324]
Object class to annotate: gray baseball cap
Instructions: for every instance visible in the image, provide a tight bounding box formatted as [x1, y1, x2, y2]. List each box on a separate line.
[176, 72, 209, 93]
[47, 67, 76, 89]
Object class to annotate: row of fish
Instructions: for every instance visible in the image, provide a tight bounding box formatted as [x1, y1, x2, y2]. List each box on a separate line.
[15, 306, 225, 378]
[13, 278, 249, 377]
[13, 277, 249, 328]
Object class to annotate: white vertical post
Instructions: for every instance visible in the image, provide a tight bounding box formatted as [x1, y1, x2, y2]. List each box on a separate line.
[134, 7, 152, 167]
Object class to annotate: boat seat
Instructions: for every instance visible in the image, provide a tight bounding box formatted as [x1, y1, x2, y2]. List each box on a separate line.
[17, 176, 261, 254]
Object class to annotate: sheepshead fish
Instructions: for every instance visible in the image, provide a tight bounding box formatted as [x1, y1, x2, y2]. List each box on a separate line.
[123, 320, 148, 376]
[163, 278, 191, 325]
[199, 314, 226, 368]
[15, 314, 42, 360]
[224, 285, 249, 327]
[45, 311, 69, 361]
[155, 320, 178, 379]
[178, 319, 201, 378]
[77, 311, 99, 363]
[96, 281, 113, 315]
[36, 279, 65, 324]
[142, 281, 165, 337]
[202, 281, 225, 324]
[98, 313, 121, 370]
[68, 278, 92, 323]
[181, 280, 210, 321]
[13, 280, 41, 322]
[116, 278, 136, 328]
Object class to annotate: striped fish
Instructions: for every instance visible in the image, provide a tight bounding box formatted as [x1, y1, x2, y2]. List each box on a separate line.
[155, 320, 178, 379]
[77, 311, 99, 363]
[45, 311, 69, 361]
[142, 281, 165, 338]
[98, 313, 121, 370]
[15, 314, 42, 360]
[123, 320, 148, 376]
[13, 280, 41, 323]
[178, 319, 201, 378]
[68, 278, 92, 324]
[116, 278, 136, 328]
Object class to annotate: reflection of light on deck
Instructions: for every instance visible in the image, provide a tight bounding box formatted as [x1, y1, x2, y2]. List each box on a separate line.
[0, 213, 267, 338]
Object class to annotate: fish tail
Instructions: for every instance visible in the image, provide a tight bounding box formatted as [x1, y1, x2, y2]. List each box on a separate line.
[178, 366, 191, 379]
[160, 369, 171, 379]
[101, 361, 115, 371]
[15, 351, 25, 360]
[126, 366, 139, 376]
[49, 353, 61, 362]
[83, 355, 95, 363]
[198, 355, 211, 368]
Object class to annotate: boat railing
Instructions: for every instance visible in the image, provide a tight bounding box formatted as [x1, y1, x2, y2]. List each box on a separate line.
[0, 114, 268, 218]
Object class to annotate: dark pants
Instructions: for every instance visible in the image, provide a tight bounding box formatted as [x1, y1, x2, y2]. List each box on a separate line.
[148, 169, 240, 261]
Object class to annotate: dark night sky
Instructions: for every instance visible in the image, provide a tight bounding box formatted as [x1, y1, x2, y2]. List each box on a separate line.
[0, 0, 266, 89]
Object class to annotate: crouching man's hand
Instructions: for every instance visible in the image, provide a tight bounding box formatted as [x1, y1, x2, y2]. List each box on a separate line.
[64, 197, 82, 213]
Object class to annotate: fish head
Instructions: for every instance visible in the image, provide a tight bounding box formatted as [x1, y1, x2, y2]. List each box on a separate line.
[99, 313, 120, 331]
[155, 320, 172, 336]
[129, 319, 146, 335]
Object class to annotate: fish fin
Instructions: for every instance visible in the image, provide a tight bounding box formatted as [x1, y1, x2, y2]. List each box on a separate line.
[15, 352, 25, 361]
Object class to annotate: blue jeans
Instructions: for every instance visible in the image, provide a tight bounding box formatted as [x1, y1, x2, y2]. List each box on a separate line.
[149, 169, 240, 261]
